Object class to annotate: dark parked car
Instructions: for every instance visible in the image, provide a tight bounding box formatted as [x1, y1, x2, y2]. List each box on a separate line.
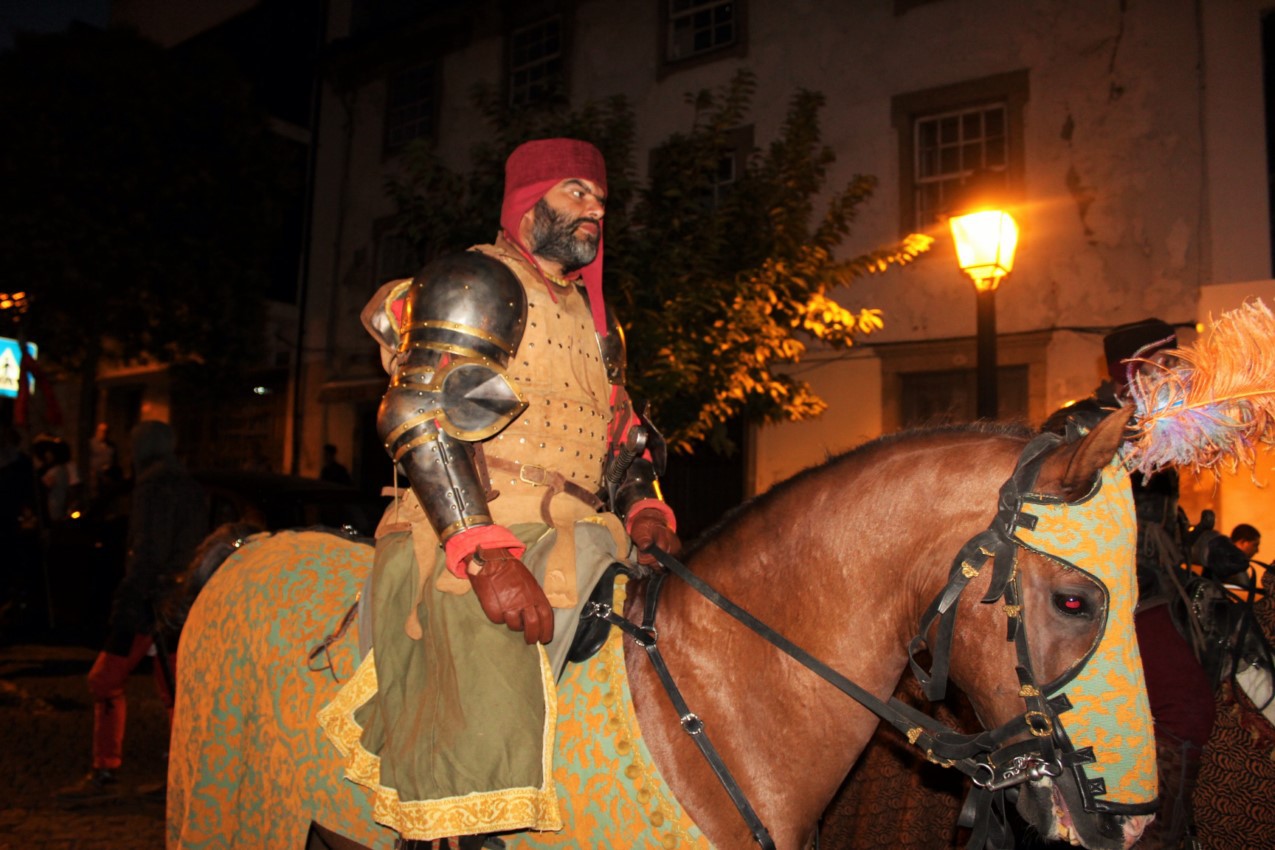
[194, 471, 387, 538]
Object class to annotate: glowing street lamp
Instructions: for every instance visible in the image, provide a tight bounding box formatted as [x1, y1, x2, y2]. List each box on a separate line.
[949, 208, 1019, 419]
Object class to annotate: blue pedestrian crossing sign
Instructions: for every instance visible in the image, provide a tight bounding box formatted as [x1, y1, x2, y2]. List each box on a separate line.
[0, 337, 37, 399]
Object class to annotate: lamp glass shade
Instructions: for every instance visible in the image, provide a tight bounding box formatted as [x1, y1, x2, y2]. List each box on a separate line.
[950, 210, 1019, 292]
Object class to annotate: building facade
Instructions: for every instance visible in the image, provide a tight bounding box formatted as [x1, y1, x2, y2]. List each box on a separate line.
[102, 0, 1275, 534]
[298, 0, 1275, 533]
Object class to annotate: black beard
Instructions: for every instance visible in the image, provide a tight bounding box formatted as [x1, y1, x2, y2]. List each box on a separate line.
[528, 198, 599, 274]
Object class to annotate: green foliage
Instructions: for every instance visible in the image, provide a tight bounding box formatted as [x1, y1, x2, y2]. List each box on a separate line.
[623, 70, 931, 452]
[0, 28, 284, 381]
[386, 70, 932, 455]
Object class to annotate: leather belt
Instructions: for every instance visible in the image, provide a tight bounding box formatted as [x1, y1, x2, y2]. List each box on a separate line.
[485, 456, 604, 525]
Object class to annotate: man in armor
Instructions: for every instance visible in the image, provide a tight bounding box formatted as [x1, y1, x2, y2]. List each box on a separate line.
[326, 138, 680, 844]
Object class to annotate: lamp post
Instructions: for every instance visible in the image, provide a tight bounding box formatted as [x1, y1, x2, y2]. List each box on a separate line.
[949, 209, 1019, 420]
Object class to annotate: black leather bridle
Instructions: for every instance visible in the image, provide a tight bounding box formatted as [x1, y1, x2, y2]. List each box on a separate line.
[583, 433, 1112, 850]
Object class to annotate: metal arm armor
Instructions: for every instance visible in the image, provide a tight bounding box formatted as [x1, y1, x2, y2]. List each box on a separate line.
[597, 301, 627, 386]
[377, 251, 529, 542]
[604, 413, 670, 523]
[613, 457, 663, 523]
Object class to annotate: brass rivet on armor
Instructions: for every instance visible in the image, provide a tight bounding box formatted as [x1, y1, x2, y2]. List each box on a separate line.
[539, 443, 546, 448]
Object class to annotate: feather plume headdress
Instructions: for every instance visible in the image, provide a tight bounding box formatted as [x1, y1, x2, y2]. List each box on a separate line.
[1125, 299, 1275, 477]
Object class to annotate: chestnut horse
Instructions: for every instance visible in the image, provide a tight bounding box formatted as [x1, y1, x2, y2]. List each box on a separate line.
[168, 410, 1154, 850]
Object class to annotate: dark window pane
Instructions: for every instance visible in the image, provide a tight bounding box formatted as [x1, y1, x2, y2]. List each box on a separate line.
[963, 111, 982, 138]
[939, 115, 959, 144]
[667, 0, 736, 60]
[939, 145, 959, 174]
[962, 141, 982, 168]
[985, 137, 1006, 167]
[985, 107, 1005, 136]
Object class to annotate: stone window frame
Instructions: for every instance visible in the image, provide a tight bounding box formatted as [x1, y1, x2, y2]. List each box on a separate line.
[891, 70, 1029, 237]
[658, 0, 747, 77]
[383, 61, 440, 153]
[508, 13, 568, 107]
[876, 330, 1050, 432]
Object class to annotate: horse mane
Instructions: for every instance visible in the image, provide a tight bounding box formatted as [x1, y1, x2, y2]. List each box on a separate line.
[686, 420, 1034, 556]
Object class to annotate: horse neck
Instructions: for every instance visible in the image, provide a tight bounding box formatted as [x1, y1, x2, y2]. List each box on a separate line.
[622, 431, 1020, 847]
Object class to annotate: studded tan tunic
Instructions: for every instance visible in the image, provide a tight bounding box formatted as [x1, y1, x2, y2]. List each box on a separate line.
[372, 236, 627, 613]
[473, 237, 614, 530]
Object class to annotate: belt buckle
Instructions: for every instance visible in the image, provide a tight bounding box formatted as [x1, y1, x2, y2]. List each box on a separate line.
[519, 464, 549, 486]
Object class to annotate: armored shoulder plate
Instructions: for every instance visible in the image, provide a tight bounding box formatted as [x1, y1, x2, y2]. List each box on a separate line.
[402, 252, 528, 368]
[391, 252, 530, 442]
[376, 251, 529, 540]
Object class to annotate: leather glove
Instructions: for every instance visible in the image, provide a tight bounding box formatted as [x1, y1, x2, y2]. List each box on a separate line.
[628, 508, 682, 568]
[468, 547, 554, 645]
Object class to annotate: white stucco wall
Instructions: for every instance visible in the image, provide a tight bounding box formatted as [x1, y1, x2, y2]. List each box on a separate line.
[1201, 0, 1274, 285]
[1182, 280, 1275, 538]
[750, 352, 882, 493]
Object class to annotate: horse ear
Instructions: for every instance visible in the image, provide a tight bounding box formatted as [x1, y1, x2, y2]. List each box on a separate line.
[1036, 405, 1135, 501]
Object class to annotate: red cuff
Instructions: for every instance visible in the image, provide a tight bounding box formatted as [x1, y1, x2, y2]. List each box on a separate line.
[443, 525, 526, 579]
[625, 499, 677, 534]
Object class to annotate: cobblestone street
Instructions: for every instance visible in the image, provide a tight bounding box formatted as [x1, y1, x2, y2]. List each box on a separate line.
[0, 642, 168, 850]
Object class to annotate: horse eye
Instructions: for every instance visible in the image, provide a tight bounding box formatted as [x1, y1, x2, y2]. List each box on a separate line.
[1053, 593, 1090, 617]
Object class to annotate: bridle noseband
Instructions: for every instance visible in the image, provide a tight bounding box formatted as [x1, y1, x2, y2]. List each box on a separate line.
[584, 433, 1108, 850]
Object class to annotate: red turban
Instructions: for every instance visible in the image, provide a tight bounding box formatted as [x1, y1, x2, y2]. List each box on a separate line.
[500, 138, 609, 335]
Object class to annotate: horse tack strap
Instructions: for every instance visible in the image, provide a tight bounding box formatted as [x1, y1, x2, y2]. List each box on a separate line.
[644, 549, 1037, 768]
[909, 433, 1057, 703]
[586, 569, 778, 850]
[585, 544, 1069, 850]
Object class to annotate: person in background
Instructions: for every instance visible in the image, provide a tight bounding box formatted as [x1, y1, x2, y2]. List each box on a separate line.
[0, 427, 38, 631]
[1044, 319, 1217, 849]
[87, 422, 123, 516]
[1231, 523, 1262, 560]
[319, 443, 352, 486]
[55, 420, 208, 804]
[33, 434, 79, 522]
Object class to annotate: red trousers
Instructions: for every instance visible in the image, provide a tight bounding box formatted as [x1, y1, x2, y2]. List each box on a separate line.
[87, 633, 176, 770]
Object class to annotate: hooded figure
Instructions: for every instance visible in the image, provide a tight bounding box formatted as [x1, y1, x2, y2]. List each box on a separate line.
[112, 420, 209, 636]
[56, 419, 208, 804]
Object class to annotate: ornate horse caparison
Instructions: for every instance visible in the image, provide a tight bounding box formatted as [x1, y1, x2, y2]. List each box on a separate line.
[167, 408, 1155, 850]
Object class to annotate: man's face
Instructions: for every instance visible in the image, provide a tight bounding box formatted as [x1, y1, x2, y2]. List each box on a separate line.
[1237, 537, 1261, 558]
[526, 177, 606, 274]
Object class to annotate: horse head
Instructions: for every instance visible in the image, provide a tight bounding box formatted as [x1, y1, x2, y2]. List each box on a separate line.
[946, 407, 1156, 849]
